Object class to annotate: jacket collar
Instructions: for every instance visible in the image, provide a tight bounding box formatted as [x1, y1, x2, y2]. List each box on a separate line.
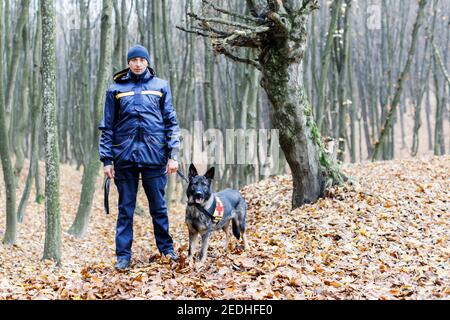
[128, 68, 150, 82]
[113, 67, 155, 83]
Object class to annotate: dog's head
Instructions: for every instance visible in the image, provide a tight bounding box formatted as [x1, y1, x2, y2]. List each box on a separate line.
[187, 164, 215, 205]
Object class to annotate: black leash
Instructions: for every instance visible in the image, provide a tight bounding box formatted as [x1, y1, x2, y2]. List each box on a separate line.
[104, 177, 111, 215]
[176, 169, 190, 184]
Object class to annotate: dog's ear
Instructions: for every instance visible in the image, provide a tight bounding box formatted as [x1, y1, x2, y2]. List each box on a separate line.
[204, 167, 215, 180]
[189, 164, 198, 179]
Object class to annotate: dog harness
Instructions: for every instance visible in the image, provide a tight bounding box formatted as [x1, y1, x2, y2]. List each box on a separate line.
[188, 195, 224, 224]
[213, 196, 224, 221]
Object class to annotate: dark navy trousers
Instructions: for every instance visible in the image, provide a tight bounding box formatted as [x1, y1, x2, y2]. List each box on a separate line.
[113, 166, 174, 261]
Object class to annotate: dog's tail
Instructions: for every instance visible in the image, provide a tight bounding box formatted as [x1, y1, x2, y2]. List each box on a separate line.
[232, 200, 247, 240]
[232, 217, 241, 240]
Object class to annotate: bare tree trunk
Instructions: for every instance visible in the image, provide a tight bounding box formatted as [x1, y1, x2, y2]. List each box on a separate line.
[372, 0, 427, 161]
[425, 87, 433, 150]
[334, 0, 352, 162]
[433, 53, 445, 155]
[4, 0, 10, 69]
[5, 0, 30, 142]
[13, 9, 31, 177]
[151, 0, 162, 70]
[41, 0, 61, 264]
[68, 0, 113, 238]
[243, 67, 259, 184]
[135, 0, 146, 44]
[203, 37, 215, 129]
[112, 0, 122, 71]
[411, 6, 436, 156]
[429, 28, 450, 87]
[17, 6, 43, 223]
[161, 0, 178, 208]
[347, 25, 357, 163]
[0, 0, 17, 245]
[315, 0, 342, 132]
[79, 0, 92, 165]
[120, 0, 128, 65]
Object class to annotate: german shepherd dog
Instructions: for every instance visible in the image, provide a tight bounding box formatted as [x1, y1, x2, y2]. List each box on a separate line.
[185, 164, 249, 265]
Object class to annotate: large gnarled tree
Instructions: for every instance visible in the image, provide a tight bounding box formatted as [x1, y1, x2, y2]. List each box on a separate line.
[178, 0, 345, 209]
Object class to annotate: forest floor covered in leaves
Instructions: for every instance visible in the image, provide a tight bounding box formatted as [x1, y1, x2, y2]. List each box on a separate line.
[0, 156, 449, 300]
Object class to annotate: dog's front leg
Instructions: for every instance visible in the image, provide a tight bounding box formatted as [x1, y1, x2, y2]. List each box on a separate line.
[187, 231, 199, 263]
[197, 232, 211, 266]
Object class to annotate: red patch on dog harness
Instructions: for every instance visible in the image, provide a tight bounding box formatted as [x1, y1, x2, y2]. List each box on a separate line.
[213, 196, 224, 221]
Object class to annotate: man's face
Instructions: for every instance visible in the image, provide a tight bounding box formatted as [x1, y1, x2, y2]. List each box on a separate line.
[128, 57, 148, 75]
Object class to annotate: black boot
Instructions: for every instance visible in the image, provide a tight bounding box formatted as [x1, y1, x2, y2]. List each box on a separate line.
[163, 251, 179, 262]
[115, 258, 130, 270]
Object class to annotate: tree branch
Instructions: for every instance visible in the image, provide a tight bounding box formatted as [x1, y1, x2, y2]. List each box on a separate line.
[202, 0, 259, 24]
[126, 0, 134, 25]
[223, 29, 267, 48]
[187, 12, 261, 31]
[194, 24, 230, 37]
[183, 10, 270, 49]
[178, 23, 267, 49]
[213, 44, 262, 70]
[175, 25, 227, 39]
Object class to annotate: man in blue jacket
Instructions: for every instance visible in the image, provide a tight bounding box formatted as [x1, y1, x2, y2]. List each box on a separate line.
[98, 45, 180, 270]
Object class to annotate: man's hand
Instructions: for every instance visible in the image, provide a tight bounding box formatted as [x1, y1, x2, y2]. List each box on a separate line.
[104, 164, 115, 179]
[166, 159, 178, 175]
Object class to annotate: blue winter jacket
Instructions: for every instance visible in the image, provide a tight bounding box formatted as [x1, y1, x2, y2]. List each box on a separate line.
[98, 67, 180, 169]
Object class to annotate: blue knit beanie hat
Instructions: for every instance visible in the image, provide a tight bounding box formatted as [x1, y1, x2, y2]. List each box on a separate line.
[127, 45, 150, 64]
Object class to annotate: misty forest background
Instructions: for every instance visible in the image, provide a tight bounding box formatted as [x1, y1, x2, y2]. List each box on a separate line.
[0, 0, 449, 300]
[0, 0, 449, 255]
[3, 0, 449, 188]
